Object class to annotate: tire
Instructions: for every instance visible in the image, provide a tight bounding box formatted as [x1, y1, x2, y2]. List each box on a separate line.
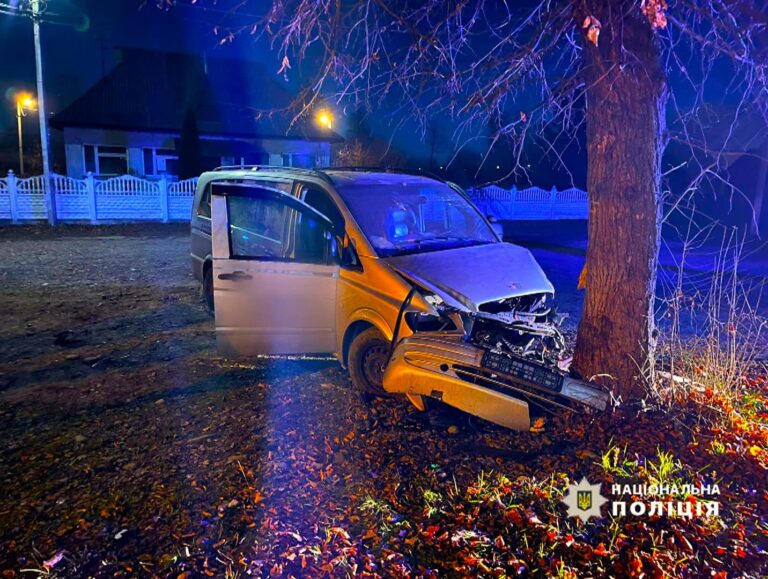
[202, 265, 215, 315]
[348, 327, 390, 397]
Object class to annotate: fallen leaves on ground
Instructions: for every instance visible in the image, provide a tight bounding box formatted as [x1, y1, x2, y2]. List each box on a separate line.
[0, 225, 766, 577]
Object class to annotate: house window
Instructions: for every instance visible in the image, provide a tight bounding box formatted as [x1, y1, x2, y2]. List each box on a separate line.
[142, 149, 155, 175]
[84, 145, 96, 173]
[218, 154, 270, 168]
[142, 148, 179, 176]
[244, 153, 270, 166]
[163, 157, 180, 176]
[84, 145, 128, 176]
[292, 154, 314, 168]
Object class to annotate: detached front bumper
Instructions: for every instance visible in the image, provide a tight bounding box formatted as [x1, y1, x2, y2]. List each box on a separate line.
[382, 333, 609, 431]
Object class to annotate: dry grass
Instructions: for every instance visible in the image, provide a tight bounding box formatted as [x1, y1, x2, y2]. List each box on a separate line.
[652, 226, 768, 425]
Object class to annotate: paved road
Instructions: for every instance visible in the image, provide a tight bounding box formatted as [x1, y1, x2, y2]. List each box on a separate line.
[503, 220, 768, 331]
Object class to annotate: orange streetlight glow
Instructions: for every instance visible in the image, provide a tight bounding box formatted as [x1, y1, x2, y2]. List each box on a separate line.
[316, 111, 333, 129]
[17, 93, 37, 111]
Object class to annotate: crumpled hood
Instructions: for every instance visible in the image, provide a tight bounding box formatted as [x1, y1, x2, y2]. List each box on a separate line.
[383, 242, 554, 311]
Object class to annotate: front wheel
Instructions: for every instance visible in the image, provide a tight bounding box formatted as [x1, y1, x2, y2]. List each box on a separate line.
[348, 328, 390, 397]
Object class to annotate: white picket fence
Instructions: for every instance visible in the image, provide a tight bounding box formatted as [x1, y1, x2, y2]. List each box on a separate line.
[0, 171, 589, 223]
[0, 171, 198, 223]
[467, 185, 589, 220]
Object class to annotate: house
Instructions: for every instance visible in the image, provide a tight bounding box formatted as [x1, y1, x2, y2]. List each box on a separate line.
[50, 49, 342, 179]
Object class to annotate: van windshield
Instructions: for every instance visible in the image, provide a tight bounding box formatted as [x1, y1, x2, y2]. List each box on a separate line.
[333, 178, 498, 257]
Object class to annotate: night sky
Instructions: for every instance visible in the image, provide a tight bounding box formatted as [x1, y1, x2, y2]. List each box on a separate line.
[0, 0, 764, 227]
[0, 1, 270, 124]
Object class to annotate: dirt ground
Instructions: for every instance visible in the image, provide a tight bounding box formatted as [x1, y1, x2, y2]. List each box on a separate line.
[0, 224, 582, 576]
[1, 224, 765, 578]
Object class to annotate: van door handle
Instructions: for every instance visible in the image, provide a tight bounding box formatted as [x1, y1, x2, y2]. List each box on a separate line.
[218, 271, 253, 281]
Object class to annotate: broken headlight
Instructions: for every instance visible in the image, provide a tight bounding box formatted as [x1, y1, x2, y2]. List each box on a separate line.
[404, 293, 458, 332]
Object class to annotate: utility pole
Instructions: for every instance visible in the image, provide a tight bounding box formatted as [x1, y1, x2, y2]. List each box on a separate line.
[31, 0, 56, 225]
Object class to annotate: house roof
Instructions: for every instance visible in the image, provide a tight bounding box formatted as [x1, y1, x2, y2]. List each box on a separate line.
[51, 49, 342, 143]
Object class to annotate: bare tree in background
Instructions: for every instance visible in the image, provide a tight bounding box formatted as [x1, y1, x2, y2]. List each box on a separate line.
[332, 108, 405, 166]
[201, 0, 767, 403]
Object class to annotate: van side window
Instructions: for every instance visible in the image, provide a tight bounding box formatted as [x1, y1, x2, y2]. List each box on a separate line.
[294, 211, 332, 263]
[202, 180, 292, 220]
[226, 190, 334, 264]
[197, 185, 211, 218]
[303, 187, 344, 234]
[228, 195, 288, 259]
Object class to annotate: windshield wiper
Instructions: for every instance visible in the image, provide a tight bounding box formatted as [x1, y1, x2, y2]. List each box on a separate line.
[389, 238, 492, 256]
[413, 235, 463, 244]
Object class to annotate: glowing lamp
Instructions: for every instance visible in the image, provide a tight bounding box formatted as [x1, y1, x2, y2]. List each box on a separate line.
[316, 111, 333, 129]
[16, 94, 37, 113]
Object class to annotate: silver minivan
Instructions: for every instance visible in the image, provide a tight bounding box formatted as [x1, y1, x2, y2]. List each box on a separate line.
[190, 166, 607, 430]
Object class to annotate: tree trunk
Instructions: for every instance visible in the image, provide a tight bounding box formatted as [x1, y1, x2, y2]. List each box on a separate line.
[571, 1, 668, 401]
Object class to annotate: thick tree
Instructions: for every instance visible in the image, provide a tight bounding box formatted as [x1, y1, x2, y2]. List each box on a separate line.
[570, 1, 668, 398]
[204, 0, 766, 403]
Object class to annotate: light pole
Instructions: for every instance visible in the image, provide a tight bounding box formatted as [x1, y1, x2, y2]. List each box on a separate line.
[3, 0, 56, 223]
[15, 94, 36, 175]
[31, 0, 56, 225]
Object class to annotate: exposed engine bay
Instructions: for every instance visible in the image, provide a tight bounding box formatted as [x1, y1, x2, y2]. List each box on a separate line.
[472, 293, 566, 368]
[408, 290, 569, 373]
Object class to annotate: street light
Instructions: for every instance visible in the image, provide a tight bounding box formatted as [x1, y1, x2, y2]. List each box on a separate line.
[4, 0, 56, 224]
[316, 110, 333, 130]
[16, 93, 37, 175]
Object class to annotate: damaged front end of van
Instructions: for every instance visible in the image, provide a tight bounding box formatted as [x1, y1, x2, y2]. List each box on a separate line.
[381, 243, 610, 431]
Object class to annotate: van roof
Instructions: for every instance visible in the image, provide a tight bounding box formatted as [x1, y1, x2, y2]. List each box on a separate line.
[204, 165, 444, 186]
[323, 170, 442, 187]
